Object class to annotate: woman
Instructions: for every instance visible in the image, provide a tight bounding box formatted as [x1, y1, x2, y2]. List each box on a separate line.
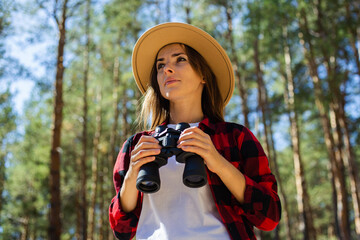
[109, 22, 281, 240]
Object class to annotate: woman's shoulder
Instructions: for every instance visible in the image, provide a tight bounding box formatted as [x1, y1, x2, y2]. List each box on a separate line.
[212, 120, 247, 132]
[209, 121, 258, 141]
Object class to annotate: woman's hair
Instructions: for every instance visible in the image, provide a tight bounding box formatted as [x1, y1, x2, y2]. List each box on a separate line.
[137, 43, 224, 130]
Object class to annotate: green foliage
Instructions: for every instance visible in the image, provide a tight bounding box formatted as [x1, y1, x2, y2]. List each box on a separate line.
[1, 88, 50, 239]
[0, 90, 16, 140]
[0, 1, 18, 235]
[0, 89, 17, 226]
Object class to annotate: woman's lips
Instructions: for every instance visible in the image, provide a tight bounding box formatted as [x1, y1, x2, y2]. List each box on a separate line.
[164, 78, 179, 86]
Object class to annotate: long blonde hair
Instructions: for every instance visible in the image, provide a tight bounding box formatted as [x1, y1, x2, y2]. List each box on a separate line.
[137, 44, 224, 130]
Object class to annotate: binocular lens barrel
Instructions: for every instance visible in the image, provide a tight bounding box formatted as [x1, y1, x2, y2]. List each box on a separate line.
[182, 155, 207, 188]
[136, 162, 161, 193]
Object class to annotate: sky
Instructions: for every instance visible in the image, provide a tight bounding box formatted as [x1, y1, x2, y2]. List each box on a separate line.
[5, 3, 49, 114]
[7, 55, 36, 114]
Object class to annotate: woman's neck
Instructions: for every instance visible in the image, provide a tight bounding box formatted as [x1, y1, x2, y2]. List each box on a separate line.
[168, 101, 203, 124]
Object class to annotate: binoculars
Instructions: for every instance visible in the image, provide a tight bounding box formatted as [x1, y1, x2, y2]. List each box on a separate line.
[136, 123, 207, 193]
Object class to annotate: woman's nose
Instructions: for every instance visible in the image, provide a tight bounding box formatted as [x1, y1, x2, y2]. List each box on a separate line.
[164, 64, 174, 74]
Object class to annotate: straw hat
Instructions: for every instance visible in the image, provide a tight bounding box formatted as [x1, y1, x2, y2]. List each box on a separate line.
[132, 22, 234, 105]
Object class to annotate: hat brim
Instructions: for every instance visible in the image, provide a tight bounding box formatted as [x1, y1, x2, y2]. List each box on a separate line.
[132, 22, 234, 106]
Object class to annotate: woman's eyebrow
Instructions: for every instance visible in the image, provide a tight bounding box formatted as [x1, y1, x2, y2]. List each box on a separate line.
[156, 52, 186, 63]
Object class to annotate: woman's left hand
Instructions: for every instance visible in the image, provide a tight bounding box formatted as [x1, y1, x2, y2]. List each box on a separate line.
[177, 126, 226, 174]
[178, 126, 246, 203]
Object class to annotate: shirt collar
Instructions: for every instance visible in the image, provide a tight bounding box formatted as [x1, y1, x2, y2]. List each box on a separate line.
[198, 116, 216, 135]
[159, 115, 217, 135]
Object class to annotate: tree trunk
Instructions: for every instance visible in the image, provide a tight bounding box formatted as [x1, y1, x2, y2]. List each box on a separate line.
[253, 36, 271, 166]
[49, 0, 68, 239]
[318, 1, 360, 232]
[282, 24, 318, 240]
[103, 56, 121, 240]
[253, 38, 277, 239]
[298, 8, 350, 240]
[337, 91, 360, 235]
[80, 0, 90, 238]
[225, 4, 250, 127]
[21, 217, 30, 240]
[253, 34, 297, 240]
[184, 0, 191, 24]
[315, 0, 360, 236]
[328, 107, 351, 240]
[88, 88, 102, 240]
[329, 164, 341, 238]
[267, 117, 280, 240]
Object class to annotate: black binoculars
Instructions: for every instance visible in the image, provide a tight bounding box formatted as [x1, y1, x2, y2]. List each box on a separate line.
[136, 123, 208, 193]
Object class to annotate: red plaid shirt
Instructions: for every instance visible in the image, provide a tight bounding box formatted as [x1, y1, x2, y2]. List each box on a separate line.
[109, 116, 281, 240]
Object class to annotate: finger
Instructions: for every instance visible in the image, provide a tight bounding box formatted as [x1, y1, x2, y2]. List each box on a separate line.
[136, 135, 160, 147]
[131, 156, 156, 169]
[179, 133, 208, 145]
[178, 139, 209, 152]
[178, 129, 209, 147]
[131, 148, 161, 162]
[179, 127, 205, 141]
[134, 141, 161, 153]
[180, 126, 203, 135]
[132, 136, 161, 155]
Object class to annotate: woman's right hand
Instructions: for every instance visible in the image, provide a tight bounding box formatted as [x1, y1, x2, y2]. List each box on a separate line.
[120, 135, 161, 212]
[126, 135, 162, 180]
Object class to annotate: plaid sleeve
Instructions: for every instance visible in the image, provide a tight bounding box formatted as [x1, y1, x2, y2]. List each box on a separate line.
[238, 127, 281, 231]
[109, 134, 144, 240]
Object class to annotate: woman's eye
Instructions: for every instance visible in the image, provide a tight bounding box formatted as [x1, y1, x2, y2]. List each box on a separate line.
[157, 63, 165, 70]
[177, 57, 186, 62]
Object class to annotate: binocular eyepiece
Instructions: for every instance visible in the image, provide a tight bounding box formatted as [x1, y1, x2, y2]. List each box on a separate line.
[136, 123, 208, 193]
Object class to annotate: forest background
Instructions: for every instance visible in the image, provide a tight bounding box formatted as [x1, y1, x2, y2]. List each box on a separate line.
[0, 0, 359, 240]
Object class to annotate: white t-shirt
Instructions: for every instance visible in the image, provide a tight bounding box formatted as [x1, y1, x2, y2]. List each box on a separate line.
[136, 123, 230, 240]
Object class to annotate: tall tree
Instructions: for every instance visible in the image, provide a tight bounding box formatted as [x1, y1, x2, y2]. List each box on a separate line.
[107, 56, 120, 240]
[49, 0, 69, 238]
[313, 0, 360, 234]
[297, 4, 351, 239]
[88, 88, 102, 240]
[79, 0, 91, 238]
[281, 23, 316, 240]
[243, 1, 294, 239]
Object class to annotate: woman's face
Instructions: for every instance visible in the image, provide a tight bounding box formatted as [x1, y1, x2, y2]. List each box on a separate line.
[156, 43, 205, 104]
